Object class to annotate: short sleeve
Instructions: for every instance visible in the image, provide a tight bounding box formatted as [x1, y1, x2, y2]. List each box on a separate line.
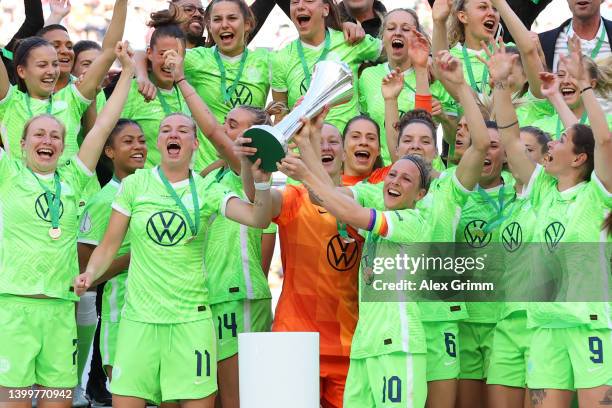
[272, 185, 303, 226]
[68, 83, 93, 117]
[350, 181, 384, 210]
[270, 50, 288, 93]
[355, 35, 382, 62]
[521, 164, 550, 206]
[447, 168, 472, 207]
[112, 174, 136, 217]
[61, 156, 95, 196]
[371, 208, 424, 243]
[358, 74, 368, 114]
[263, 223, 277, 234]
[0, 85, 15, 119]
[0, 148, 16, 180]
[78, 202, 106, 245]
[591, 171, 612, 207]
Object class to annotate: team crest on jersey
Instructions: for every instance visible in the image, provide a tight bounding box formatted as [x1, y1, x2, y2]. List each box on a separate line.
[326, 234, 359, 271]
[501, 222, 522, 252]
[229, 84, 253, 107]
[35, 193, 65, 222]
[80, 212, 92, 234]
[146, 211, 187, 246]
[464, 219, 491, 248]
[246, 66, 262, 83]
[545, 221, 565, 252]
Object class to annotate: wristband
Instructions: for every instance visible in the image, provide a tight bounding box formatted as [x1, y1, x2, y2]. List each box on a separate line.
[367, 209, 376, 231]
[580, 86, 592, 94]
[175, 77, 186, 85]
[498, 120, 519, 130]
[254, 181, 271, 191]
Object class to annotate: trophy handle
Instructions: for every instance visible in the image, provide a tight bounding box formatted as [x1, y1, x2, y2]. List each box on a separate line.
[244, 125, 287, 173]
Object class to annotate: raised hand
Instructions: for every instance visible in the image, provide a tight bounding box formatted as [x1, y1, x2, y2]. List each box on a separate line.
[250, 158, 272, 184]
[432, 0, 452, 23]
[163, 39, 186, 82]
[539, 72, 562, 99]
[382, 68, 404, 101]
[115, 41, 135, 74]
[277, 154, 310, 182]
[477, 38, 518, 85]
[434, 50, 465, 89]
[560, 35, 587, 85]
[342, 21, 366, 45]
[407, 28, 431, 70]
[49, 0, 72, 20]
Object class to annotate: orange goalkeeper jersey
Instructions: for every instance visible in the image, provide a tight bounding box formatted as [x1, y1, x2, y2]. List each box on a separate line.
[272, 184, 362, 356]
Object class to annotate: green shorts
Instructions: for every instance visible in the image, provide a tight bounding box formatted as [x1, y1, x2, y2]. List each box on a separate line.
[527, 326, 612, 390]
[211, 299, 272, 361]
[423, 321, 460, 382]
[487, 311, 533, 388]
[343, 352, 427, 407]
[100, 319, 120, 370]
[0, 295, 77, 388]
[458, 322, 496, 380]
[110, 318, 217, 404]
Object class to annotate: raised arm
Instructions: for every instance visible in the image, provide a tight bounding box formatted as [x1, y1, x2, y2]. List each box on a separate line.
[78, 42, 134, 171]
[481, 40, 535, 185]
[164, 41, 240, 172]
[74, 210, 130, 295]
[431, 0, 452, 55]
[490, 0, 545, 98]
[0, 53, 10, 100]
[45, 0, 71, 26]
[101, 0, 127, 51]
[224, 159, 273, 228]
[437, 51, 489, 190]
[382, 69, 403, 163]
[539, 72, 578, 130]
[7, 0, 44, 50]
[133, 50, 157, 102]
[562, 36, 612, 190]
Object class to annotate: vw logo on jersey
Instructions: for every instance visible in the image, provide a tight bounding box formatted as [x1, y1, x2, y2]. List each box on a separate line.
[464, 220, 492, 248]
[326, 234, 359, 271]
[35, 193, 65, 222]
[146, 211, 187, 246]
[229, 84, 253, 108]
[545, 221, 565, 252]
[502, 222, 522, 252]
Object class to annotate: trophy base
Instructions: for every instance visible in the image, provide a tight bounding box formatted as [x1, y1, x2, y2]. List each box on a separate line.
[244, 125, 286, 173]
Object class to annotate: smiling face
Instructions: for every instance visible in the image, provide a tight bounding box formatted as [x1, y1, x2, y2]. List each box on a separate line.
[41, 29, 74, 76]
[224, 107, 257, 141]
[147, 36, 183, 86]
[320, 124, 344, 178]
[175, 0, 205, 41]
[382, 10, 417, 65]
[21, 116, 65, 174]
[458, 0, 500, 43]
[72, 48, 101, 78]
[209, 1, 250, 56]
[157, 114, 199, 167]
[382, 158, 426, 210]
[105, 124, 147, 174]
[17, 45, 60, 98]
[343, 118, 380, 177]
[454, 116, 470, 160]
[480, 128, 505, 185]
[290, 0, 329, 42]
[567, 0, 602, 20]
[396, 122, 437, 164]
[556, 59, 596, 109]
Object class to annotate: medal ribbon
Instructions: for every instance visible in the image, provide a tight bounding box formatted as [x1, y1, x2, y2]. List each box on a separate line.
[213, 47, 249, 104]
[158, 167, 200, 240]
[567, 21, 606, 59]
[477, 183, 516, 233]
[156, 84, 183, 116]
[462, 45, 489, 94]
[296, 30, 331, 89]
[29, 169, 61, 230]
[26, 93, 53, 118]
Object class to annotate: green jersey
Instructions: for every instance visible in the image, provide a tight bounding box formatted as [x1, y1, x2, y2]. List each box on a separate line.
[532, 112, 612, 140]
[358, 63, 459, 165]
[78, 177, 130, 322]
[515, 93, 554, 127]
[77, 90, 107, 146]
[456, 172, 517, 323]
[524, 165, 612, 329]
[352, 208, 426, 358]
[0, 84, 91, 163]
[112, 167, 236, 324]
[121, 79, 192, 168]
[271, 29, 382, 132]
[202, 168, 272, 304]
[0, 152, 93, 301]
[185, 47, 271, 170]
[450, 44, 491, 98]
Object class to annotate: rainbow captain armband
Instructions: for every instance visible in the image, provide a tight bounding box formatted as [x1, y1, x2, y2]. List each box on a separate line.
[367, 209, 389, 237]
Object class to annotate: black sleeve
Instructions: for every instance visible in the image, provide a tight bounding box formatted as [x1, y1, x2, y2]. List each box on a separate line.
[249, 0, 291, 43]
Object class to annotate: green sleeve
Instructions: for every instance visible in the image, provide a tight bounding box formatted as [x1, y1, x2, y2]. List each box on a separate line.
[62, 156, 95, 196]
[355, 34, 382, 62]
[358, 74, 368, 114]
[112, 174, 136, 217]
[431, 80, 459, 116]
[0, 85, 15, 120]
[376, 208, 425, 243]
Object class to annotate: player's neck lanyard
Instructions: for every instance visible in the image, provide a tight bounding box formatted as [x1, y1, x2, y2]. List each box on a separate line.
[555, 111, 588, 139]
[567, 20, 606, 59]
[476, 182, 516, 234]
[158, 167, 200, 244]
[1, 48, 13, 60]
[296, 30, 331, 89]
[462, 45, 489, 94]
[28, 169, 62, 239]
[26, 93, 53, 118]
[156, 83, 182, 116]
[213, 46, 249, 105]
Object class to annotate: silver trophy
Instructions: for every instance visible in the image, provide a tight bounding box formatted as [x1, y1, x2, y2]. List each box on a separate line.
[244, 60, 354, 172]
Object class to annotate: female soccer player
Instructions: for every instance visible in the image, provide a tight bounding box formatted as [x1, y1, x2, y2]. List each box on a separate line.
[271, 0, 382, 133]
[77, 119, 147, 381]
[359, 9, 457, 165]
[0, 0, 126, 164]
[490, 36, 612, 408]
[341, 115, 384, 185]
[0, 41, 134, 407]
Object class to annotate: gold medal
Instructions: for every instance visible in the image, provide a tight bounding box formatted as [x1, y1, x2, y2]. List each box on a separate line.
[49, 227, 62, 240]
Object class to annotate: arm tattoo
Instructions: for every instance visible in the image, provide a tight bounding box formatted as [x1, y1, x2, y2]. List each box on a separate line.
[600, 387, 612, 405]
[305, 185, 324, 203]
[494, 81, 507, 90]
[530, 389, 546, 406]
